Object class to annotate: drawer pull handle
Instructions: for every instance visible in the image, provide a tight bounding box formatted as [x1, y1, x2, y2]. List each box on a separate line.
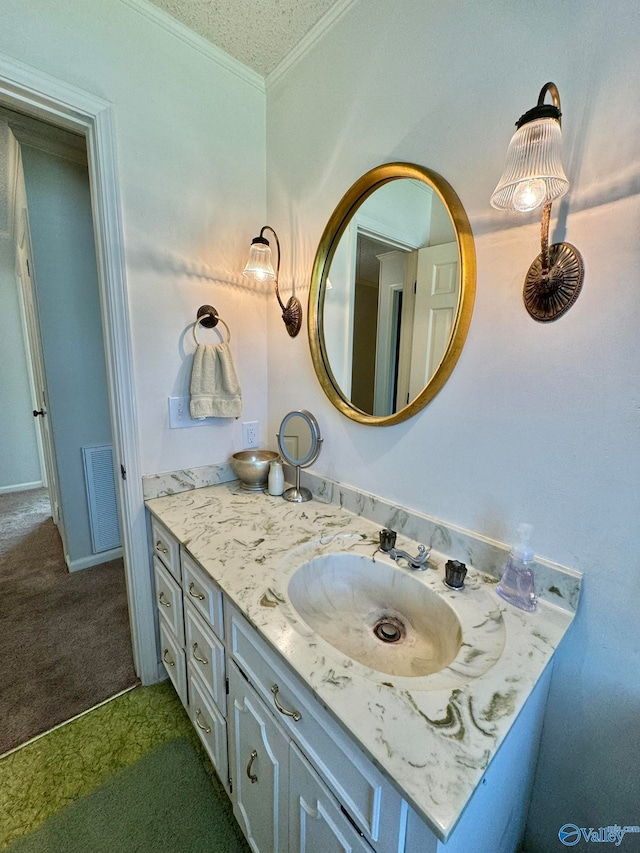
[246, 749, 258, 783]
[158, 591, 171, 608]
[188, 582, 205, 601]
[271, 684, 301, 722]
[163, 649, 175, 667]
[155, 540, 169, 554]
[192, 642, 209, 665]
[195, 709, 211, 733]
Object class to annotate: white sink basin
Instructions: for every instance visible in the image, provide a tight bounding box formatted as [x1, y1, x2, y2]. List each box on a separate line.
[287, 552, 462, 678]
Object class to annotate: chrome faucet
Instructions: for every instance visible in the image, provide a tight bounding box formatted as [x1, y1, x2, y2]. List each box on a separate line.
[379, 529, 429, 571]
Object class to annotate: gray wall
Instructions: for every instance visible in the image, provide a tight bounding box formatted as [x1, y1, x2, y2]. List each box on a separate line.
[0, 235, 42, 491]
[21, 145, 112, 564]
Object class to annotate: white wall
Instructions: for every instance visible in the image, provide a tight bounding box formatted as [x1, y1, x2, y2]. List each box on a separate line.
[0, 234, 42, 491]
[0, 0, 268, 478]
[266, 0, 640, 848]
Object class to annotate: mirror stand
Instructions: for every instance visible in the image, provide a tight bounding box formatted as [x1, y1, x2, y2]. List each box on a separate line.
[283, 465, 312, 503]
[277, 410, 322, 503]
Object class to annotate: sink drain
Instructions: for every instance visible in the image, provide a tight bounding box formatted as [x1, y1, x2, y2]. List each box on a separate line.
[373, 616, 405, 644]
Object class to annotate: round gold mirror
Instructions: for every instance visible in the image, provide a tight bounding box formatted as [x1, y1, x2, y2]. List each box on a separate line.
[308, 163, 476, 426]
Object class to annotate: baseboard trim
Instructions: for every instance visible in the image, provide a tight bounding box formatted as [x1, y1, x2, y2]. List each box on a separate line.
[67, 547, 123, 572]
[0, 480, 44, 494]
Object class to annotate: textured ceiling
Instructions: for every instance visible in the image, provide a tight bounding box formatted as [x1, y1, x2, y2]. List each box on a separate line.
[146, 0, 342, 76]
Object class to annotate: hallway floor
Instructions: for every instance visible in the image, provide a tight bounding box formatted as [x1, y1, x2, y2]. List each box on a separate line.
[0, 488, 138, 755]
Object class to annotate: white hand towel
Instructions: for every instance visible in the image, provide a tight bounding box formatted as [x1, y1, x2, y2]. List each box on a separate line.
[189, 342, 242, 419]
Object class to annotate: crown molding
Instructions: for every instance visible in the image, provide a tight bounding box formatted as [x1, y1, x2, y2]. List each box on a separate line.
[266, 0, 359, 89]
[118, 0, 265, 93]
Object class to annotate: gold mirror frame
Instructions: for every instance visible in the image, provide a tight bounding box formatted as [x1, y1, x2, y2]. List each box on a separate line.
[308, 163, 476, 426]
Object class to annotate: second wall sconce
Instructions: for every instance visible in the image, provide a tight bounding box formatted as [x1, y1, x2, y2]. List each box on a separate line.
[490, 82, 584, 322]
[243, 225, 302, 337]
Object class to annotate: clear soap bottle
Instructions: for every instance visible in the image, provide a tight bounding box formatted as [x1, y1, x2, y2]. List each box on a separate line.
[497, 523, 537, 612]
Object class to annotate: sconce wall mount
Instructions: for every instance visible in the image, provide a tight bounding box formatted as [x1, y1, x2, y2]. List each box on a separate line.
[491, 82, 584, 322]
[243, 225, 302, 337]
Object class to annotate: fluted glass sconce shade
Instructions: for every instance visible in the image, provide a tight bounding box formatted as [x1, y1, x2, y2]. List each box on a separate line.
[491, 118, 569, 212]
[490, 82, 584, 322]
[243, 226, 302, 337]
[243, 238, 276, 281]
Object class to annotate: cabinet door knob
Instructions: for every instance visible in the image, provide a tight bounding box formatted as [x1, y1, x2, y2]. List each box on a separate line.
[246, 749, 258, 783]
[188, 582, 205, 601]
[158, 591, 171, 608]
[192, 642, 209, 665]
[155, 540, 169, 554]
[195, 709, 211, 734]
[271, 684, 301, 722]
[162, 649, 175, 667]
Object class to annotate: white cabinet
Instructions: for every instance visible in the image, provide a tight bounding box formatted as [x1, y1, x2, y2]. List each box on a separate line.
[228, 661, 289, 853]
[226, 599, 406, 853]
[289, 743, 374, 853]
[148, 509, 550, 853]
[228, 658, 374, 853]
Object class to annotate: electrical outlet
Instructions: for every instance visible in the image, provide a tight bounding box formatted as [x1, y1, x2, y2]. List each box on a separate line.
[168, 397, 210, 429]
[242, 421, 259, 448]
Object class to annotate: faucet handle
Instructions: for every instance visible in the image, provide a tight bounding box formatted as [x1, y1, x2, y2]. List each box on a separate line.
[379, 528, 397, 552]
[444, 560, 467, 589]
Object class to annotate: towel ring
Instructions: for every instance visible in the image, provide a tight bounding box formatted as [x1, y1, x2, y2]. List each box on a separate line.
[193, 305, 231, 345]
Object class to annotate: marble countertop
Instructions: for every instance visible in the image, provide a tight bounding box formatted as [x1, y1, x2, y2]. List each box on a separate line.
[146, 481, 575, 840]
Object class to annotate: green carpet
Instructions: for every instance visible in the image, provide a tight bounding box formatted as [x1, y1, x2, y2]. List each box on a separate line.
[6, 737, 248, 853]
[0, 682, 248, 852]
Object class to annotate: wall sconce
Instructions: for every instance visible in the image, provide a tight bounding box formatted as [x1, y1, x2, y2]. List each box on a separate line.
[490, 82, 584, 322]
[242, 225, 302, 337]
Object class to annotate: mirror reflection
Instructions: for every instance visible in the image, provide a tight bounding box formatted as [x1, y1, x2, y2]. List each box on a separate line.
[277, 410, 322, 503]
[323, 178, 458, 417]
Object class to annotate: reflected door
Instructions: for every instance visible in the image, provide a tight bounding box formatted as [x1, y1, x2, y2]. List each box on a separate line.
[408, 242, 459, 399]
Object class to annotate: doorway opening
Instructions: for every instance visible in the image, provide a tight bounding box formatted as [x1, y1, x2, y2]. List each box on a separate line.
[0, 106, 139, 754]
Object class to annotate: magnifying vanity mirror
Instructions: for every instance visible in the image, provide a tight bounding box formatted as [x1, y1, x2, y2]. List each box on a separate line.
[308, 163, 476, 426]
[277, 410, 322, 502]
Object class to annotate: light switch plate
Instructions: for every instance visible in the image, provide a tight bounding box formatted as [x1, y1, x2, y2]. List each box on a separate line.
[168, 396, 211, 428]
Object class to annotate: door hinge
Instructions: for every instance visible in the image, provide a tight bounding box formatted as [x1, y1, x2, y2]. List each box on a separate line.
[228, 777, 233, 794]
[413, 279, 417, 295]
[120, 464, 127, 481]
[225, 677, 229, 695]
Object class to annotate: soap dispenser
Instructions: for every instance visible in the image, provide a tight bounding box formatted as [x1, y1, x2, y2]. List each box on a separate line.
[267, 457, 284, 496]
[496, 523, 537, 612]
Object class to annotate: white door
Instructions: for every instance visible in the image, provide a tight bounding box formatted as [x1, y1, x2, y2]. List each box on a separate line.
[14, 195, 64, 537]
[408, 242, 459, 400]
[228, 662, 289, 853]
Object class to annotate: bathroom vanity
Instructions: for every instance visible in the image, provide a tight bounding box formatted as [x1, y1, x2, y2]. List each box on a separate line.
[146, 479, 579, 852]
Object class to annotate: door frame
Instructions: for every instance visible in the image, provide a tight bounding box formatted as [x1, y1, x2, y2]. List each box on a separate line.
[0, 52, 157, 683]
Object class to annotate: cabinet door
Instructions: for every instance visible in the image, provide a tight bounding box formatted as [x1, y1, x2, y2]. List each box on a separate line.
[289, 744, 374, 853]
[228, 662, 289, 853]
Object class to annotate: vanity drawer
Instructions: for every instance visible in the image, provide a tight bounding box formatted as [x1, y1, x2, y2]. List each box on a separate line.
[225, 601, 405, 852]
[181, 549, 224, 638]
[185, 604, 226, 713]
[188, 668, 229, 794]
[153, 557, 185, 645]
[150, 516, 181, 582]
[159, 621, 188, 708]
